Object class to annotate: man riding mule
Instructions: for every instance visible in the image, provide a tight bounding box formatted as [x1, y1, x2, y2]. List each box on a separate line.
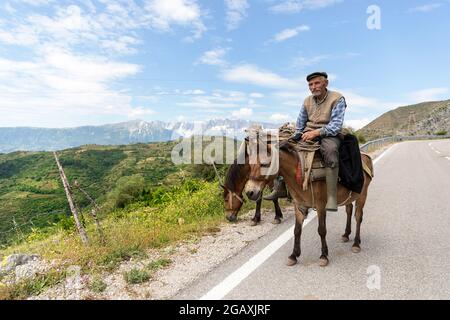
[264, 72, 346, 212]
[242, 130, 373, 266]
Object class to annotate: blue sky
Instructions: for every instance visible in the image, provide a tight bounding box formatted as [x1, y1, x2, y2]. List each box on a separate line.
[0, 0, 449, 129]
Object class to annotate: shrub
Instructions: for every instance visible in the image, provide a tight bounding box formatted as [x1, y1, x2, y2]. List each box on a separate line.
[89, 276, 107, 293]
[1, 270, 66, 300]
[107, 174, 145, 208]
[147, 258, 172, 271]
[123, 269, 151, 284]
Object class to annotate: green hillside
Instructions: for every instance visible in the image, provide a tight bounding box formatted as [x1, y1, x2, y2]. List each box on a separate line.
[0, 138, 238, 246]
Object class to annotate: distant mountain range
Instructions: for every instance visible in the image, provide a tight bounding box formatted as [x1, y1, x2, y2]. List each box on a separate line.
[0, 119, 280, 153]
[357, 99, 450, 140]
[2, 98, 448, 153]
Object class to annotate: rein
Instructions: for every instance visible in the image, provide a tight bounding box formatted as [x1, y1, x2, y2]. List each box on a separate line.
[228, 190, 244, 205]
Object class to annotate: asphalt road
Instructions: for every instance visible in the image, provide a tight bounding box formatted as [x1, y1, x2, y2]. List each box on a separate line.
[175, 140, 450, 300]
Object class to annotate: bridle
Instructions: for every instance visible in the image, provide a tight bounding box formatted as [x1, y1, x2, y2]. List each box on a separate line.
[209, 160, 244, 206]
[226, 188, 244, 205]
[248, 175, 269, 182]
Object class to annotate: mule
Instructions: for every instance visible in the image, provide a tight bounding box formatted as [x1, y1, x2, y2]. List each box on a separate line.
[243, 136, 374, 267]
[221, 159, 284, 226]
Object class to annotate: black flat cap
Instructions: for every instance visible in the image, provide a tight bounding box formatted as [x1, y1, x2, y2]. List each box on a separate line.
[306, 72, 328, 82]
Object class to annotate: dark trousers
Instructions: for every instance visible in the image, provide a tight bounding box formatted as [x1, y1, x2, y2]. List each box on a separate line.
[320, 136, 341, 168]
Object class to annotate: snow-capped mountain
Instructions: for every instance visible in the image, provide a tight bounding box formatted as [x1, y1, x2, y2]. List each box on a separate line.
[0, 119, 283, 153]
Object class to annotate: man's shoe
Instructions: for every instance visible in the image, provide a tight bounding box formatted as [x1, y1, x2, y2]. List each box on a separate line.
[264, 176, 288, 200]
[325, 167, 339, 211]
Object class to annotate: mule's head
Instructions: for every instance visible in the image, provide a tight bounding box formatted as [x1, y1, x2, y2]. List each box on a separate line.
[244, 136, 280, 201]
[221, 145, 250, 222]
[222, 184, 245, 222]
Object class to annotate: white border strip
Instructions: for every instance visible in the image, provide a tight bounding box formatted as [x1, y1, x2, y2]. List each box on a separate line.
[200, 143, 397, 300]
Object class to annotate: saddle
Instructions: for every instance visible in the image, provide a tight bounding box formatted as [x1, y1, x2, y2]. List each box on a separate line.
[278, 123, 373, 191]
[278, 123, 326, 190]
[298, 148, 327, 190]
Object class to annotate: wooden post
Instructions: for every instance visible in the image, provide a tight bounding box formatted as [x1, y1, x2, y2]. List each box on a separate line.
[54, 152, 89, 245]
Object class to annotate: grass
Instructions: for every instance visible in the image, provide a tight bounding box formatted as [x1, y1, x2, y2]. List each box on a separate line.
[123, 268, 151, 285]
[0, 269, 66, 300]
[147, 258, 172, 271]
[0, 180, 227, 276]
[88, 276, 107, 293]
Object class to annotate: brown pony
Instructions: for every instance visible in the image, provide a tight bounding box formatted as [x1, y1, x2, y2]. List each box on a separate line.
[222, 159, 284, 226]
[244, 137, 374, 267]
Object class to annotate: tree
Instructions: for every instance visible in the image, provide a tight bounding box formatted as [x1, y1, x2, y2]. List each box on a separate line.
[107, 174, 145, 208]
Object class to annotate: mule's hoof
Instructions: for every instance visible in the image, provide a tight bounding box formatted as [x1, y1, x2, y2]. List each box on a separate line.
[341, 236, 349, 243]
[351, 246, 361, 253]
[319, 257, 329, 267]
[272, 218, 281, 225]
[287, 257, 297, 266]
[250, 220, 258, 227]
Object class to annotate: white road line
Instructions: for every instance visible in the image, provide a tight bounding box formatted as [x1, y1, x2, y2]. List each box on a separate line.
[446, 157, 450, 161]
[436, 150, 441, 154]
[200, 213, 316, 300]
[200, 144, 398, 300]
[373, 143, 396, 165]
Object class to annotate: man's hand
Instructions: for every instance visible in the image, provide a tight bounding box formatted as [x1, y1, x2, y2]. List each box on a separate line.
[301, 130, 321, 142]
[289, 131, 303, 141]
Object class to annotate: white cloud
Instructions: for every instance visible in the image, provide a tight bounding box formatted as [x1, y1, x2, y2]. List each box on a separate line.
[4, 3, 16, 14]
[339, 90, 381, 108]
[155, 88, 206, 96]
[182, 89, 206, 95]
[225, 0, 249, 30]
[275, 91, 306, 99]
[270, 0, 343, 14]
[270, 113, 290, 122]
[196, 47, 229, 66]
[100, 36, 140, 55]
[0, 1, 207, 56]
[177, 90, 262, 111]
[145, 0, 206, 41]
[127, 106, 156, 118]
[344, 118, 371, 130]
[221, 64, 301, 89]
[249, 92, 264, 98]
[408, 3, 443, 13]
[15, 0, 54, 5]
[291, 52, 359, 69]
[408, 88, 448, 102]
[292, 54, 330, 68]
[232, 107, 253, 118]
[0, 4, 146, 54]
[43, 49, 141, 81]
[0, 49, 145, 127]
[272, 25, 310, 42]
